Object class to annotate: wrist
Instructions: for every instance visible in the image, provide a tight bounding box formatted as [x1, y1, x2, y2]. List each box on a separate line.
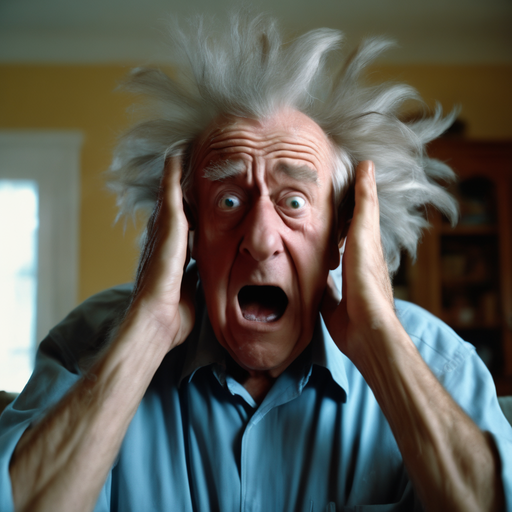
[124, 295, 183, 351]
[347, 313, 414, 384]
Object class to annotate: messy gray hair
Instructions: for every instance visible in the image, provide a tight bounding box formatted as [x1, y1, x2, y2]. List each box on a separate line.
[108, 11, 458, 273]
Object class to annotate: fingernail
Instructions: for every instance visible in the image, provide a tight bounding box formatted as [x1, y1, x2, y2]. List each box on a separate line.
[361, 160, 374, 176]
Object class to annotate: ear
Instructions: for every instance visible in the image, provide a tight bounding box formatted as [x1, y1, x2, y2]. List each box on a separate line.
[327, 185, 355, 270]
[190, 231, 197, 260]
[328, 237, 341, 270]
[336, 184, 355, 245]
[183, 199, 196, 231]
[183, 199, 198, 259]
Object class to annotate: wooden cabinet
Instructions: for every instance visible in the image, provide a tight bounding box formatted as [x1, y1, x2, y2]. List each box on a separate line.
[403, 139, 512, 394]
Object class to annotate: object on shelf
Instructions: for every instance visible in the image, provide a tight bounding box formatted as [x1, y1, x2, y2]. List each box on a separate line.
[443, 295, 476, 326]
[440, 237, 495, 283]
[441, 254, 466, 278]
[450, 176, 497, 226]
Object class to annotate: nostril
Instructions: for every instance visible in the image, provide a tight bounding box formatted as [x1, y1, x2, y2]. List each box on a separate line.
[241, 237, 279, 261]
[239, 229, 281, 261]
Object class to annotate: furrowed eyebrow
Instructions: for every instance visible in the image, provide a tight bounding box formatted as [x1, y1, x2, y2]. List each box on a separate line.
[202, 159, 246, 181]
[276, 163, 319, 185]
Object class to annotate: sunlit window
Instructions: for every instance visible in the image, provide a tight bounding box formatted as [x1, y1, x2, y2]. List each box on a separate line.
[0, 180, 39, 392]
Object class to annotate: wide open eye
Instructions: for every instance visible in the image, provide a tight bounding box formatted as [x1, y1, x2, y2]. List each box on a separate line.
[284, 196, 306, 210]
[218, 195, 241, 210]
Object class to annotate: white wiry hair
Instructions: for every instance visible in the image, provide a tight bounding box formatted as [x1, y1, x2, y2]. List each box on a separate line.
[108, 11, 458, 273]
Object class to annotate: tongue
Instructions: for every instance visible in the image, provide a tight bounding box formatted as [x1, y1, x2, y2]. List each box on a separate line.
[241, 302, 280, 322]
[238, 285, 288, 323]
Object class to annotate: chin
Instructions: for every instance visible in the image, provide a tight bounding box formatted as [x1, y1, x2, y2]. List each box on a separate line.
[228, 338, 297, 374]
[221, 316, 314, 375]
[208, 282, 318, 374]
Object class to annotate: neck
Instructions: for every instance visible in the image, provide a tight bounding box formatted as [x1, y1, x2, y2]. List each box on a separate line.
[226, 356, 277, 405]
[242, 373, 276, 404]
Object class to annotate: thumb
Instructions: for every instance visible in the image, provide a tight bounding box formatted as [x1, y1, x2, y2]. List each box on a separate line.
[320, 273, 343, 327]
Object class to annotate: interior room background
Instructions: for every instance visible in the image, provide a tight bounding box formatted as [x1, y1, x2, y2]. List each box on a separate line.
[0, 0, 511, 394]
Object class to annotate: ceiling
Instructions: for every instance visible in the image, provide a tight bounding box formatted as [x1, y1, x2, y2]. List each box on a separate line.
[0, 0, 511, 64]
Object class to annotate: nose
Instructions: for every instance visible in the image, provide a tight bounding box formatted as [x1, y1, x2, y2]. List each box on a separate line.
[239, 199, 283, 262]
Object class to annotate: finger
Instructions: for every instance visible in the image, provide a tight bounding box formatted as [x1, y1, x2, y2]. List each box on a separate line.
[351, 160, 394, 304]
[336, 184, 354, 246]
[159, 156, 185, 231]
[352, 160, 380, 231]
[134, 155, 188, 300]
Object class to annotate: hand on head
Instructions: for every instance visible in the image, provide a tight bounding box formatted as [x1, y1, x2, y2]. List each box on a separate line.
[321, 160, 395, 362]
[131, 156, 197, 350]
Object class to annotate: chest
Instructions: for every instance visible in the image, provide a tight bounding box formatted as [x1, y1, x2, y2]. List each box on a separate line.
[106, 370, 413, 512]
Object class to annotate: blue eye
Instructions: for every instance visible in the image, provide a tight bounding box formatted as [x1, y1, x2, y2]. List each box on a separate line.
[219, 195, 241, 210]
[285, 196, 306, 210]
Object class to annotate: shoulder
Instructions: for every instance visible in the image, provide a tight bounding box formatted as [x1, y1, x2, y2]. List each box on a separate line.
[41, 284, 133, 372]
[394, 299, 477, 379]
[50, 284, 133, 339]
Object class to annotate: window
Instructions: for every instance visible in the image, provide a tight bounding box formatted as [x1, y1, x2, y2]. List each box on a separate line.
[0, 181, 38, 391]
[0, 131, 82, 392]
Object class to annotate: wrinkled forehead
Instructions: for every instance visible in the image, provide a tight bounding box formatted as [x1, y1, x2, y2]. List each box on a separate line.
[190, 108, 335, 178]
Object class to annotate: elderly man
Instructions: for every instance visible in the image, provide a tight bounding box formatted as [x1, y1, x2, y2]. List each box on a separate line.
[1, 12, 511, 512]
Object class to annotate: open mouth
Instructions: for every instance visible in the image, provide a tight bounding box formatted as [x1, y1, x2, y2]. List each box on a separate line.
[238, 285, 288, 323]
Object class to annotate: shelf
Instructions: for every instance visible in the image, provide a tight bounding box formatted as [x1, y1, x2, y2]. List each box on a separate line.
[441, 276, 493, 286]
[408, 139, 512, 379]
[440, 224, 498, 235]
[445, 321, 502, 330]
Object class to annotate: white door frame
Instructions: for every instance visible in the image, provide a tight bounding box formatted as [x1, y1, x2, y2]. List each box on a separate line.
[0, 130, 83, 345]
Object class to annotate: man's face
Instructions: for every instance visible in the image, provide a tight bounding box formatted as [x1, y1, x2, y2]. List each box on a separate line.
[192, 108, 340, 376]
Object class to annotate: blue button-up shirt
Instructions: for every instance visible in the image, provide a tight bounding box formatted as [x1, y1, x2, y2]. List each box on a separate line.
[1, 283, 511, 511]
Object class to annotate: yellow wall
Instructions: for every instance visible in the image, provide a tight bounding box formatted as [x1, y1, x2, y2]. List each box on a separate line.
[1, 64, 511, 302]
[371, 65, 512, 140]
[0, 65, 140, 302]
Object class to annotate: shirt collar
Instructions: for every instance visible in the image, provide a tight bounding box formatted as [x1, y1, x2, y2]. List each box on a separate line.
[179, 293, 349, 401]
[179, 302, 226, 387]
[310, 317, 349, 398]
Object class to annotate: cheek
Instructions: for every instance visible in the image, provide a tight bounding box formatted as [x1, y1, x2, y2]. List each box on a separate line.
[194, 220, 238, 286]
[289, 222, 334, 296]
[299, 217, 333, 262]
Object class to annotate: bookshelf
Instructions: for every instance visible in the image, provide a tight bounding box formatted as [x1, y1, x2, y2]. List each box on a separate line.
[402, 139, 512, 394]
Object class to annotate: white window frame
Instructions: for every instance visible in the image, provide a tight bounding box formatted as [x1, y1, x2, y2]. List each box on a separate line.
[0, 130, 82, 345]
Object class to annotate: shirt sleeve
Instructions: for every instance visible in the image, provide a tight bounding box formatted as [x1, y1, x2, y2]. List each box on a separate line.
[396, 299, 512, 509]
[439, 346, 512, 509]
[0, 337, 83, 512]
[0, 285, 131, 512]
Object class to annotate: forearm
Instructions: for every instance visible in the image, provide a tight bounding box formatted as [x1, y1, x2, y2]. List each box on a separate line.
[353, 317, 504, 512]
[324, 160, 504, 509]
[9, 307, 173, 512]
